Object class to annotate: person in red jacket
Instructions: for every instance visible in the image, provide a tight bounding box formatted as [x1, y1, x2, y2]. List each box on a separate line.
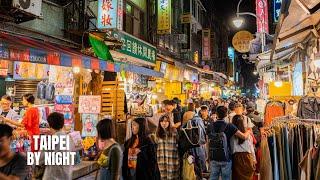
[4, 94, 39, 151]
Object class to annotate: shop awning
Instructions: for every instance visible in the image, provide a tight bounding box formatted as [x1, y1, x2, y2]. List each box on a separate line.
[114, 63, 164, 78]
[270, 0, 320, 61]
[0, 32, 116, 72]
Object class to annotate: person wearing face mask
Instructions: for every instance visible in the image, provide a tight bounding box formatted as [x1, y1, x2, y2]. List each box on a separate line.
[154, 114, 179, 180]
[122, 117, 160, 180]
[0, 95, 20, 125]
[0, 124, 29, 180]
[3, 94, 40, 152]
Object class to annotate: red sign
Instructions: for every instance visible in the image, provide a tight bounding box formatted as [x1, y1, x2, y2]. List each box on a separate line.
[256, 0, 269, 34]
[202, 29, 211, 60]
[10, 48, 30, 61]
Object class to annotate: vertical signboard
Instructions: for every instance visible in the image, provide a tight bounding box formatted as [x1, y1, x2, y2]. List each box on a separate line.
[181, 14, 191, 51]
[273, 0, 282, 22]
[202, 29, 211, 60]
[256, 0, 269, 33]
[157, 0, 171, 34]
[97, 0, 123, 30]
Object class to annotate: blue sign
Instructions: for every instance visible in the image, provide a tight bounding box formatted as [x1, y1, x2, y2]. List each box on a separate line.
[228, 47, 235, 63]
[273, 0, 282, 22]
[97, 0, 119, 29]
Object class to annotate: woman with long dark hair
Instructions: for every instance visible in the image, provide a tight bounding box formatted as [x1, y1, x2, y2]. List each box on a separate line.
[155, 114, 179, 180]
[231, 115, 256, 180]
[122, 117, 160, 180]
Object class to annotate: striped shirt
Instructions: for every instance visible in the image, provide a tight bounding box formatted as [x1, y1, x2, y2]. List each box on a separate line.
[155, 132, 180, 180]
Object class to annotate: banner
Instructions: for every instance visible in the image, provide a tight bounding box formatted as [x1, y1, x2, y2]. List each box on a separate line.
[13, 62, 49, 80]
[157, 0, 171, 34]
[97, 0, 123, 30]
[256, 0, 269, 33]
[202, 29, 211, 60]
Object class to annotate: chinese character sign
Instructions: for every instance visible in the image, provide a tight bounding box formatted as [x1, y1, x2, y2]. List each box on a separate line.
[273, 0, 282, 22]
[97, 0, 121, 29]
[157, 0, 171, 34]
[256, 0, 269, 34]
[232, 31, 254, 53]
[202, 29, 211, 60]
[112, 31, 157, 64]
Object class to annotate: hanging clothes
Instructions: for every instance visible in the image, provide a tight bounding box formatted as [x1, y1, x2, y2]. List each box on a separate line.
[297, 96, 320, 119]
[260, 137, 273, 180]
[264, 101, 285, 126]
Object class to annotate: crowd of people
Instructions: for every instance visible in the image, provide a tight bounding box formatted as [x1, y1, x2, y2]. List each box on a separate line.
[0, 94, 264, 180]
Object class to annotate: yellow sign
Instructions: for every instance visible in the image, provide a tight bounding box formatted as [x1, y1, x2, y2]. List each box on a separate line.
[194, 51, 199, 64]
[269, 81, 292, 97]
[157, 0, 171, 34]
[232, 31, 254, 53]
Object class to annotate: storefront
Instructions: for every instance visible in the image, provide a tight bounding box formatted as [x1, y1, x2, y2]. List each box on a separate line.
[0, 32, 118, 178]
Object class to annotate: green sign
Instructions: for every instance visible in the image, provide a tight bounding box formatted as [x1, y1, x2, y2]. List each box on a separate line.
[111, 31, 156, 64]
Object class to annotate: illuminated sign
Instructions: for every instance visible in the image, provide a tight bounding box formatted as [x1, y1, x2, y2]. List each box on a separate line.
[232, 31, 254, 53]
[273, 0, 282, 22]
[256, 0, 269, 33]
[157, 0, 171, 34]
[97, 0, 123, 30]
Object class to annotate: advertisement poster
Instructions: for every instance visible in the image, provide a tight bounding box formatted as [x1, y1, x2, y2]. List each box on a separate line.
[13, 61, 49, 80]
[78, 95, 102, 114]
[81, 114, 99, 137]
[49, 65, 74, 95]
[232, 31, 254, 53]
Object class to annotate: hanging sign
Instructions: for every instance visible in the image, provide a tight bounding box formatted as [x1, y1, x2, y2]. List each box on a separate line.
[97, 0, 123, 30]
[78, 95, 102, 114]
[157, 0, 171, 34]
[273, 0, 282, 22]
[111, 31, 157, 64]
[232, 31, 254, 53]
[256, 0, 269, 33]
[202, 29, 211, 60]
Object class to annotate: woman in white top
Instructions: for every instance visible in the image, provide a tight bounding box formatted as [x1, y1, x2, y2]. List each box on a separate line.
[231, 115, 256, 180]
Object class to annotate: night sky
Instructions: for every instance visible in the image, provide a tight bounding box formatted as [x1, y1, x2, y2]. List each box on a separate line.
[203, 0, 259, 92]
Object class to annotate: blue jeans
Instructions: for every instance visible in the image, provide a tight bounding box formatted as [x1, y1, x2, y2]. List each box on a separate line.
[209, 160, 232, 180]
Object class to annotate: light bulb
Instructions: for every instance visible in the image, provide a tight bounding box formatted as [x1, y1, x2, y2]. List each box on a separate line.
[233, 17, 244, 28]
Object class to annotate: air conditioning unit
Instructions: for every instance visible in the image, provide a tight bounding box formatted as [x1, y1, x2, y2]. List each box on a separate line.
[191, 24, 197, 34]
[12, 0, 42, 17]
[176, 34, 187, 44]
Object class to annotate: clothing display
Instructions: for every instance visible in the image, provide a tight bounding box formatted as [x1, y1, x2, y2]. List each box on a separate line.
[297, 96, 320, 119]
[260, 117, 320, 180]
[37, 81, 55, 101]
[264, 101, 285, 126]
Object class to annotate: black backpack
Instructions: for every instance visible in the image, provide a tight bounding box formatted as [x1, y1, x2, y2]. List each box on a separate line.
[208, 122, 230, 162]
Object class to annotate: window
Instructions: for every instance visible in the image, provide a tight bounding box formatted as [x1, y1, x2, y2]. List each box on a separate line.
[124, 2, 145, 39]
